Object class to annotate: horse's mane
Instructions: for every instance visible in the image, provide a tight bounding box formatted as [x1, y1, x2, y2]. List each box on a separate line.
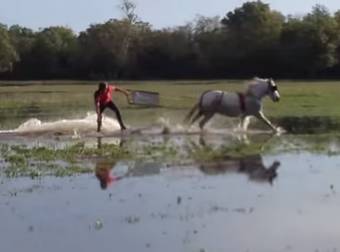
[245, 77, 269, 95]
[247, 77, 268, 87]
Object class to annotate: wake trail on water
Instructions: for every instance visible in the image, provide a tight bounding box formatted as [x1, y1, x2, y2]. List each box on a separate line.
[0, 113, 277, 139]
[0, 113, 120, 137]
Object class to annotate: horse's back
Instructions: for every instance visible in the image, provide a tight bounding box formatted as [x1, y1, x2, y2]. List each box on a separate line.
[200, 90, 241, 116]
[219, 92, 241, 116]
[200, 90, 223, 112]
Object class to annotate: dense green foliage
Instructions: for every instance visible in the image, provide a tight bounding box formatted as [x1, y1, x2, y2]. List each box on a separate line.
[1, 1, 340, 79]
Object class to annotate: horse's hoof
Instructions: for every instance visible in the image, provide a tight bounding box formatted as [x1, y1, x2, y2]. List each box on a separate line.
[274, 127, 285, 135]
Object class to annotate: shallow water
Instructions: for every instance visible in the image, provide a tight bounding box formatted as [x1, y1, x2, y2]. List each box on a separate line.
[1, 153, 340, 252]
[1, 83, 340, 252]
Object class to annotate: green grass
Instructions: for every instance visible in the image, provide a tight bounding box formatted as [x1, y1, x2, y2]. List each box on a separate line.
[1, 132, 340, 178]
[0, 142, 130, 178]
[0, 79, 339, 129]
[1, 79, 339, 115]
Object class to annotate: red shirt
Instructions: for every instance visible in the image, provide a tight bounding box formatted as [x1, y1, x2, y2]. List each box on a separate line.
[96, 168, 122, 189]
[96, 85, 116, 105]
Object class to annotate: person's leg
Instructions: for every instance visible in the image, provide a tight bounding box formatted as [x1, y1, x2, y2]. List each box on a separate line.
[107, 101, 126, 130]
[97, 105, 106, 132]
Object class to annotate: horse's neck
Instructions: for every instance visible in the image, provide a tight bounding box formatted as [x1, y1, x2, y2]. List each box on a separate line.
[246, 83, 267, 100]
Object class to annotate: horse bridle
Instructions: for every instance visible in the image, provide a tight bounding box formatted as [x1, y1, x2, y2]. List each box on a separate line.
[267, 79, 278, 93]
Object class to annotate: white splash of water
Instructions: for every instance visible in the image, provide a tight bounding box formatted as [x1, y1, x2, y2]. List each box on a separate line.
[14, 113, 121, 135]
[156, 116, 201, 134]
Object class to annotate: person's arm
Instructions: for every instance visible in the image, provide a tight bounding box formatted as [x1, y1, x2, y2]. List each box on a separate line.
[115, 87, 132, 103]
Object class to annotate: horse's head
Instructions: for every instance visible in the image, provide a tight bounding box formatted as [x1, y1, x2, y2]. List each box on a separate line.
[247, 77, 280, 101]
[266, 78, 280, 102]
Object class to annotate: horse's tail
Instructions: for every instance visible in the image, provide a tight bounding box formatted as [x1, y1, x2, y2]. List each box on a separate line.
[184, 90, 212, 124]
[183, 102, 199, 124]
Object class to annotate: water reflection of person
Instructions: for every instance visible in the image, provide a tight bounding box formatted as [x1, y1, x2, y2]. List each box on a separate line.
[95, 160, 122, 190]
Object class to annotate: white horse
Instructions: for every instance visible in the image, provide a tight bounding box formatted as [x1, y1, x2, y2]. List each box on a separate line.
[184, 77, 280, 132]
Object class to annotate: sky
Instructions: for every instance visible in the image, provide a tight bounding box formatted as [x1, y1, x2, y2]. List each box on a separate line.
[1, 0, 340, 32]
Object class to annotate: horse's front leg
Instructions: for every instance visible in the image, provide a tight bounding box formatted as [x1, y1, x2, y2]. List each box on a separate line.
[240, 115, 251, 131]
[255, 111, 277, 132]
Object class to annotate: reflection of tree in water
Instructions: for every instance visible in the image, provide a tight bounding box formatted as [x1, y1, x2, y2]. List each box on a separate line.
[199, 155, 280, 184]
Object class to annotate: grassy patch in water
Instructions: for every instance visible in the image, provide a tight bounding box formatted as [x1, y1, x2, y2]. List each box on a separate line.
[270, 134, 340, 155]
[135, 143, 179, 161]
[188, 141, 269, 162]
[0, 143, 131, 178]
[187, 133, 340, 162]
[1, 133, 340, 178]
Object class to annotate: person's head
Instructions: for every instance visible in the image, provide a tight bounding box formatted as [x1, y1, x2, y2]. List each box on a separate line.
[98, 82, 108, 93]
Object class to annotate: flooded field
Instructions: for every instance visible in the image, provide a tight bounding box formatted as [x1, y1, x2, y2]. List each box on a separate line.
[1, 81, 340, 252]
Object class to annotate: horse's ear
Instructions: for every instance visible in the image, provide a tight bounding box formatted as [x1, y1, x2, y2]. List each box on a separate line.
[267, 78, 274, 84]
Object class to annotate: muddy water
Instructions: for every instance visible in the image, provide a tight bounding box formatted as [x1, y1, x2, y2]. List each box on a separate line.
[1, 152, 340, 252]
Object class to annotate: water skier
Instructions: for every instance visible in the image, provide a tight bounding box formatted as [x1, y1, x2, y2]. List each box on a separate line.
[94, 82, 130, 132]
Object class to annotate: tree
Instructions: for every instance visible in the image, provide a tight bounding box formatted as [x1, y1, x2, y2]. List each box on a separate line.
[115, 0, 140, 78]
[8, 25, 36, 77]
[192, 16, 227, 77]
[134, 24, 200, 78]
[221, 1, 284, 75]
[77, 19, 151, 79]
[280, 5, 340, 76]
[119, 0, 138, 24]
[329, 9, 340, 75]
[9, 25, 35, 56]
[29, 26, 77, 78]
[0, 24, 18, 73]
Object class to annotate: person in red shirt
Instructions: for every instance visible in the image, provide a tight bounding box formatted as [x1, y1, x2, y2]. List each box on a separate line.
[94, 82, 130, 132]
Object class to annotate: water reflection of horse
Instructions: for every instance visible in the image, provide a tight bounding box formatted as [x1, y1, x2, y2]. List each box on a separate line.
[199, 155, 280, 184]
[185, 77, 280, 132]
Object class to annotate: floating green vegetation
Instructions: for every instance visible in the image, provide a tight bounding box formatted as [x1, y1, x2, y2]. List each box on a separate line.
[0, 142, 131, 178]
[1, 132, 340, 179]
[270, 134, 340, 155]
[135, 143, 179, 161]
[187, 134, 340, 162]
[188, 142, 268, 162]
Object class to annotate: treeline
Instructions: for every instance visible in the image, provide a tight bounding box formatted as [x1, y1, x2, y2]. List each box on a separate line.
[1, 1, 340, 79]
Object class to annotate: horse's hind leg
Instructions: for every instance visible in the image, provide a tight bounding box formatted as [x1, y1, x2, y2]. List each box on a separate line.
[184, 102, 199, 124]
[199, 113, 214, 129]
[190, 110, 203, 126]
